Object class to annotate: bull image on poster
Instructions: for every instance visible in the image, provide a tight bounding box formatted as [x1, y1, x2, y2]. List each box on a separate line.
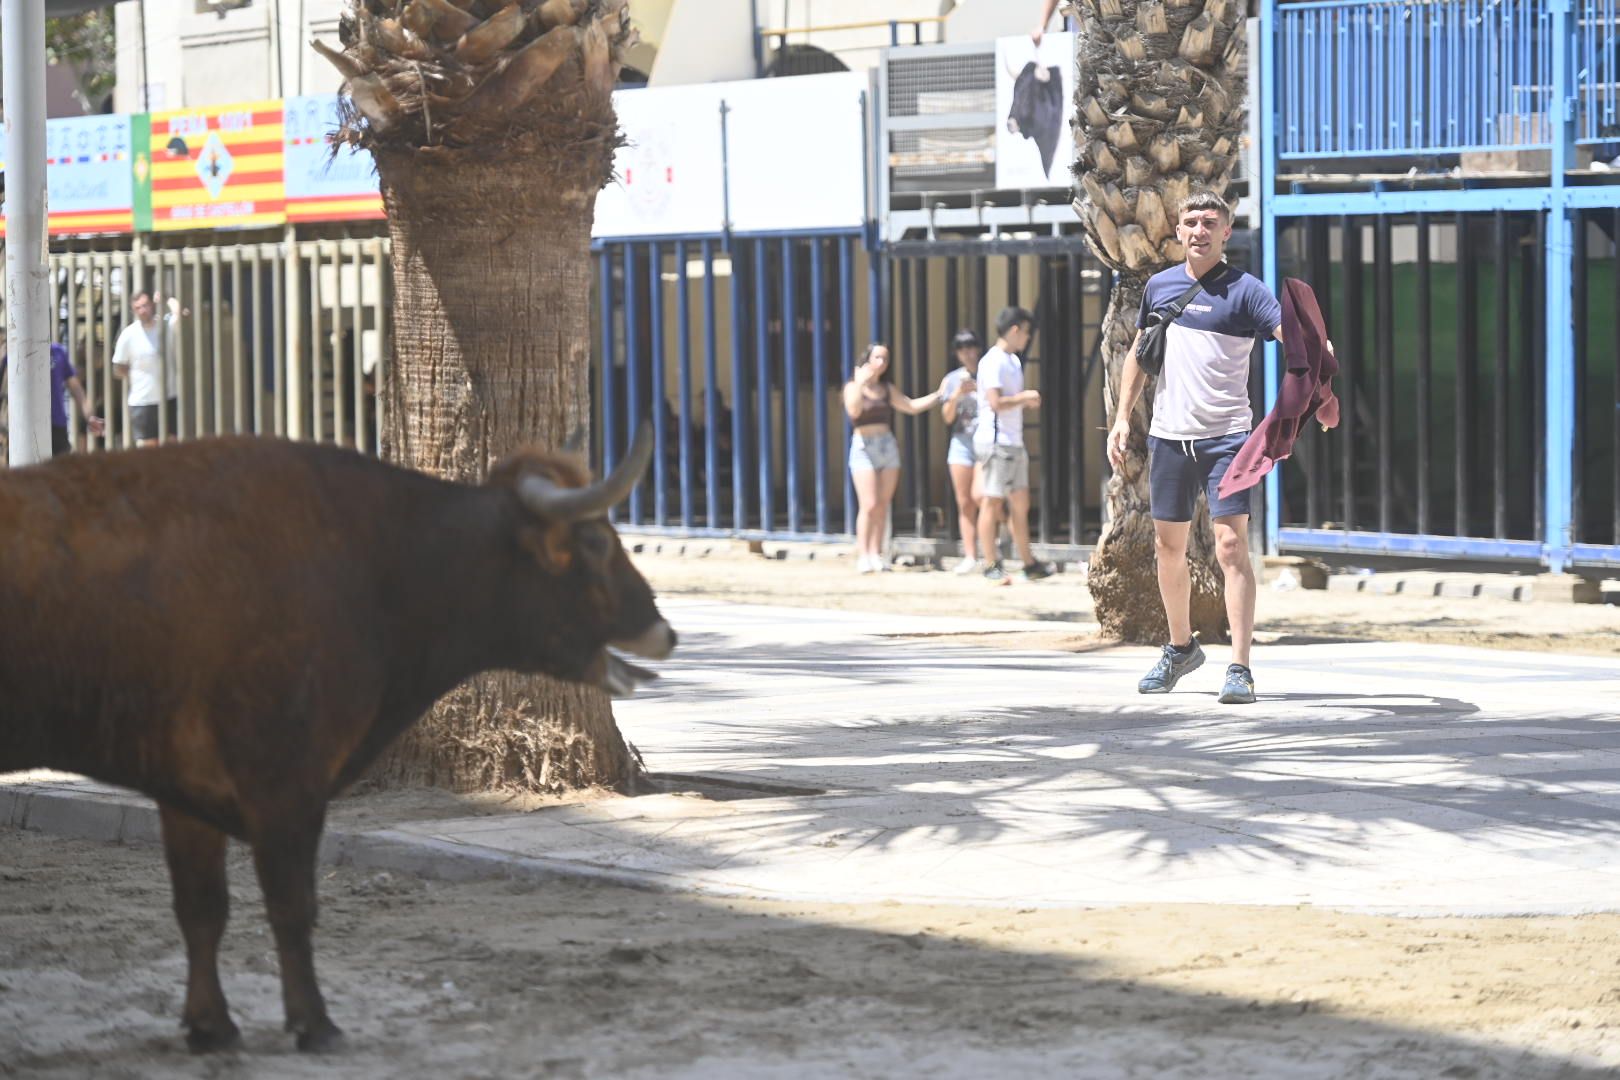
[994, 32, 1076, 190]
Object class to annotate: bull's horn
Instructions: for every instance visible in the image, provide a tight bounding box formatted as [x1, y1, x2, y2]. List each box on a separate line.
[517, 421, 652, 522]
[1003, 46, 1020, 80]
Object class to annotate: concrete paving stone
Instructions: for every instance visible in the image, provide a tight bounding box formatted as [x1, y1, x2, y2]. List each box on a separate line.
[1326, 575, 1366, 593]
[1438, 580, 1483, 599]
[19, 791, 127, 843]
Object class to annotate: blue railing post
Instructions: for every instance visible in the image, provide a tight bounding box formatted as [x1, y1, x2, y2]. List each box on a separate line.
[1261, 0, 1282, 554]
[1544, 0, 1577, 572]
[811, 237, 830, 534]
[840, 236, 856, 536]
[755, 237, 773, 532]
[649, 240, 667, 526]
[599, 248, 617, 523]
[676, 240, 694, 528]
[782, 237, 801, 533]
[701, 239, 720, 530]
[730, 245, 748, 529]
[623, 243, 642, 525]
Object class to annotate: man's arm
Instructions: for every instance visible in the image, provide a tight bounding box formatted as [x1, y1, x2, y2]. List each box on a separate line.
[1032, 0, 1061, 43]
[1106, 330, 1148, 469]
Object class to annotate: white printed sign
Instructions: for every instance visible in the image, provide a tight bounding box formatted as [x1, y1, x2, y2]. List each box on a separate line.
[994, 32, 1076, 190]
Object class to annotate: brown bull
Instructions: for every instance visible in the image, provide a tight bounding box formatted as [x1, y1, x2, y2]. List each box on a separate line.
[0, 426, 674, 1052]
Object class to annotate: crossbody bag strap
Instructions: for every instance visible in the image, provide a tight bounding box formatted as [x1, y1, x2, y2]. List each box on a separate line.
[1160, 261, 1228, 323]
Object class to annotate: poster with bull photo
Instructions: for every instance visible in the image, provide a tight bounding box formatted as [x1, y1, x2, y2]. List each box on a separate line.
[994, 32, 1076, 191]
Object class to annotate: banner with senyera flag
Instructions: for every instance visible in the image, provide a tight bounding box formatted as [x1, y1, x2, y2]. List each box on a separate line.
[0, 114, 136, 237]
[283, 95, 384, 223]
[134, 101, 287, 231]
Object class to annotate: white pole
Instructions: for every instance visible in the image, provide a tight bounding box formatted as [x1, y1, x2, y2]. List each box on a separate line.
[3, 0, 51, 466]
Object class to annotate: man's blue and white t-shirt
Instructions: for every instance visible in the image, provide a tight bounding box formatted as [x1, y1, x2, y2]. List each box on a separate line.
[1137, 263, 1281, 441]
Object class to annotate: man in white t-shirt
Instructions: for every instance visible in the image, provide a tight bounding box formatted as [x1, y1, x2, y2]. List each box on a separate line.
[973, 306, 1055, 584]
[112, 290, 184, 446]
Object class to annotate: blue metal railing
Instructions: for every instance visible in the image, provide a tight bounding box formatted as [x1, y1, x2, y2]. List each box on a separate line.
[1278, 0, 1554, 158]
[1576, 0, 1620, 144]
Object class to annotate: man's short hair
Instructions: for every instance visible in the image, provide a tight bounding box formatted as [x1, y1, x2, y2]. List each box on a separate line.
[131, 290, 153, 305]
[995, 306, 1033, 338]
[1177, 192, 1232, 222]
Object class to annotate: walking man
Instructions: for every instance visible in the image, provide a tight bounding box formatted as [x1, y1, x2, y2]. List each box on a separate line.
[112, 291, 185, 447]
[1105, 193, 1283, 704]
[975, 306, 1056, 584]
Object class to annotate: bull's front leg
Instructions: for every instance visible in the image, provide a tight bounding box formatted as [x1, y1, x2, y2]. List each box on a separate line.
[158, 805, 241, 1052]
[248, 812, 343, 1052]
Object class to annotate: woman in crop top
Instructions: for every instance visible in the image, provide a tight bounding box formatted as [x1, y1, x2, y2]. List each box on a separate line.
[842, 342, 944, 573]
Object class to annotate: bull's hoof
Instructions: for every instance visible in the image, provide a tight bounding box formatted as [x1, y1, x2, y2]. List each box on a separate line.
[184, 1019, 242, 1054]
[294, 1018, 345, 1054]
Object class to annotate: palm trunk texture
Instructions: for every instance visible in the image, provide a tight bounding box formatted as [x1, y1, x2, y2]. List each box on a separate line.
[324, 0, 637, 791]
[1069, 0, 1248, 643]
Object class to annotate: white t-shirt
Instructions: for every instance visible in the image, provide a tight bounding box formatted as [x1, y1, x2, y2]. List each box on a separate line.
[112, 316, 178, 407]
[972, 346, 1025, 449]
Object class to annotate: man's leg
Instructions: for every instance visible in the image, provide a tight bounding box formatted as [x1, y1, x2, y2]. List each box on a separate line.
[1153, 519, 1194, 647]
[1006, 487, 1033, 563]
[977, 493, 1005, 567]
[1212, 515, 1255, 667]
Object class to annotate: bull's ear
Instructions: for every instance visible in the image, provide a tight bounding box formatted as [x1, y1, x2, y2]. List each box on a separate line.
[518, 521, 575, 574]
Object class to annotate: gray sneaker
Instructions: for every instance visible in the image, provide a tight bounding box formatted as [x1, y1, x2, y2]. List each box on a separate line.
[1138, 640, 1205, 694]
[1218, 663, 1256, 704]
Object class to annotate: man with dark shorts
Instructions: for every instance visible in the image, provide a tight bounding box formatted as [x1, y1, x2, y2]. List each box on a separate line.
[1105, 193, 1284, 704]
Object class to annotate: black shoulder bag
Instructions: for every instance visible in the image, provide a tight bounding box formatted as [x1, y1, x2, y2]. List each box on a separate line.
[1135, 263, 1227, 377]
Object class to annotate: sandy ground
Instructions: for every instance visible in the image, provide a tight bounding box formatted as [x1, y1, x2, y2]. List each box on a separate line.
[5, 555, 1618, 1076]
[635, 550, 1620, 658]
[3, 829, 1619, 1079]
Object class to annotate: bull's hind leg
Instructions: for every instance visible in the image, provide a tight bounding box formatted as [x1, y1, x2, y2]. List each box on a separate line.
[158, 805, 241, 1052]
[248, 813, 343, 1052]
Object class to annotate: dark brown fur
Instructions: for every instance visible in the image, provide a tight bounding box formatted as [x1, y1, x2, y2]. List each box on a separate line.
[0, 437, 670, 1052]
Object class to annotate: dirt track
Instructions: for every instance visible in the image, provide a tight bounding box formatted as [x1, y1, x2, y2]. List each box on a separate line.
[4, 829, 1619, 1078]
[4, 555, 1618, 1076]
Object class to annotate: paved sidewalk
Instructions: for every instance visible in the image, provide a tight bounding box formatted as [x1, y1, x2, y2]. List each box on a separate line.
[7, 598, 1620, 915]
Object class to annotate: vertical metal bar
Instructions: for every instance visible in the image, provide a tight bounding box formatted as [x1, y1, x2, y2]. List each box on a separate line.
[350, 244, 365, 450]
[1375, 214, 1394, 534]
[731, 243, 749, 529]
[1259, 0, 1283, 550]
[1572, 212, 1587, 542]
[231, 249, 246, 437]
[1415, 213, 1433, 534]
[867, 242, 884, 343]
[64, 261, 80, 450]
[754, 237, 772, 533]
[1614, 206, 1620, 545]
[1457, 212, 1475, 536]
[811, 238, 830, 536]
[599, 249, 618, 515]
[273, 244, 286, 439]
[1521, 212, 1542, 536]
[973, 254, 988, 339]
[1006, 254, 1019, 307]
[914, 256, 931, 537]
[676, 240, 694, 528]
[1037, 256, 1054, 546]
[1068, 251, 1084, 540]
[702, 239, 720, 530]
[897, 258, 917, 534]
[1494, 211, 1512, 539]
[944, 256, 959, 345]
[371, 240, 388, 457]
[624, 244, 642, 524]
[210, 250, 224, 438]
[308, 245, 323, 445]
[1306, 218, 1330, 526]
[1545, 0, 1576, 570]
[781, 237, 800, 534]
[648, 240, 667, 526]
[1341, 216, 1362, 532]
[841, 237, 856, 536]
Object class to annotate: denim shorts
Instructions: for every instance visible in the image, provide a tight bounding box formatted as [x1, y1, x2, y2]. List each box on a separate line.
[946, 436, 977, 468]
[1148, 432, 1251, 522]
[849, 430, 901, 472]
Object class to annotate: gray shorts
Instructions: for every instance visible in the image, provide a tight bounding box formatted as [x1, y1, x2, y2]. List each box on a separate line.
[977, 443, 1029, 498]
[1148, 432, 1251, 522]
[849, 431, 901, 472]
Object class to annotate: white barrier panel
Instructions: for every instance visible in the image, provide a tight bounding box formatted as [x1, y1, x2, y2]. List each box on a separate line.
[593, 71, 868, 239]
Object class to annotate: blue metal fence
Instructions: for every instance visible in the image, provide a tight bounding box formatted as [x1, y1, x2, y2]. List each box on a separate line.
[1279, 0, 1553, 158]
[1576, 0, 1620, 144]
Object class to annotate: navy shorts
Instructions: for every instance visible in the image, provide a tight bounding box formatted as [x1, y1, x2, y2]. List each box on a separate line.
[1148, 432, 1252, 522]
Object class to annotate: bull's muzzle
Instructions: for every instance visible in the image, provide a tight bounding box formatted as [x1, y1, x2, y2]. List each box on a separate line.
[611, 619, 677, 661]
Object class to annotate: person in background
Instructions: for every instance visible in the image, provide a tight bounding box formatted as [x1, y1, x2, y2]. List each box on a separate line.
[0, 332, 106, 456]
[939, 328, 987, 574]
[844, 343, 944, 574]
[112, 291, 186, 447]
[974, 307, 1056, 584]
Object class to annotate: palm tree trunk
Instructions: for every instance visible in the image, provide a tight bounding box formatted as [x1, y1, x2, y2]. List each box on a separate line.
[366, 143, 635, 792]
[1069, 0, 1247, 644]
